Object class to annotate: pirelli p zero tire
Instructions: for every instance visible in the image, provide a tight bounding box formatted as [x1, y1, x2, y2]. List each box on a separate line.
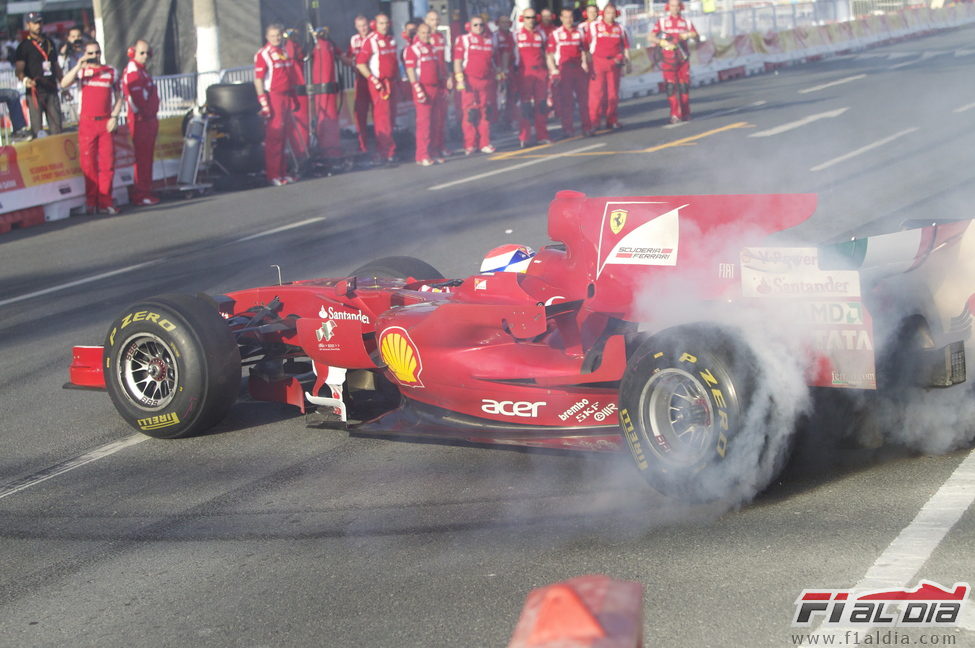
[618, 325, 787, 504]
[350, 256, 444, 281]
[205, 83, 260, 117]
[215, 113, 266, 145]
[103, 294, 241, 439]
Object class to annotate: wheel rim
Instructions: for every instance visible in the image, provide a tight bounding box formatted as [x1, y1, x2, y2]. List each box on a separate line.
[640, 368, 715, 467]
[117, 333, 179, 410]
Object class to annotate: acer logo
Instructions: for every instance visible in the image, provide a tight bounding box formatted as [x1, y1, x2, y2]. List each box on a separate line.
[481, 399, 546, 418]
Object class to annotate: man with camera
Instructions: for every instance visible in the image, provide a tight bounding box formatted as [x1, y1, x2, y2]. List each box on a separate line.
[61, 40, 124, 215]
[14, 12, 63, 137]
[123, 40, 160, 206]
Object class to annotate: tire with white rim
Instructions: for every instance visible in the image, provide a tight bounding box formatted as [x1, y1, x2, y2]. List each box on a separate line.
[103, 294, 241, 439]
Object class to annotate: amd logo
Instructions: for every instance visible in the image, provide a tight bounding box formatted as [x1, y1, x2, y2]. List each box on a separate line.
[481, 399, 546, 418]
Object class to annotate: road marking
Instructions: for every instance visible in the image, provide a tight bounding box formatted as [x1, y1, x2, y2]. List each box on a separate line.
[798, 74, 866, 94]
[490, 138, 577, 161]
[234, 216, 327, 242]
[815, 449, 975, 641]
[0, 261, 159, 308]
[810, 127, 918, 172]
[749, 107, 849, 137]
[0, 435, 148, 501]
[706, 100, 767, 120]
[427, 143, 606, 191]
[889, 58, 921, 70]
[954, 101, 975, 113]
[956, 49, 975, 57]
[0, 217, 329, 309]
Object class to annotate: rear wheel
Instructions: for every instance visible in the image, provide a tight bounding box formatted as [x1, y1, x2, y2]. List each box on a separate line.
[350, 256, 444, 281]
[619, 325, 793, 503]
[103, 294, 241, 439]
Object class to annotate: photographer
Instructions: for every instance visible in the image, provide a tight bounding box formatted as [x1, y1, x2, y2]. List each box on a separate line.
[59, 27, 87, 71]
[61, 41, 124, 215]
[14, 12, 63, 136]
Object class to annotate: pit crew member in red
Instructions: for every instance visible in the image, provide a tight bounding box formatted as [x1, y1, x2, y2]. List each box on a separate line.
[454, 18, 497, 155]
[547, 9, 590, 137]
[343, 16, 372, 153]
[515, 9, 550, 147]
[310, 27, 343, 160]
[282, 29, 310, 160]
[122, 40, 160, 206]
[492, 15, 517, 130]
[423, 9, 452, 160]
[650, 0, 698, 123]
[61, 41, 123, 215]
[539, 9, 558, 37]
[405, 24, 447, 166]
[254, 24, 299, 186]
[586, 4, 631, 131]
[356, 14, 399, 163]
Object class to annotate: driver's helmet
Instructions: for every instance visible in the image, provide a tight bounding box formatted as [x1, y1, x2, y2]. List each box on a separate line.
[479, 244, 536, 274]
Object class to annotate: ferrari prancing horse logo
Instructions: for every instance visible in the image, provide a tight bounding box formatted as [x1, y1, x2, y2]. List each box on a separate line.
[610, 209, 628, 235]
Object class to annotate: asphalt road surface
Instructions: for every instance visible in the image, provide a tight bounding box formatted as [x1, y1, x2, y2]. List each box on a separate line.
[1, 25, 974, 648]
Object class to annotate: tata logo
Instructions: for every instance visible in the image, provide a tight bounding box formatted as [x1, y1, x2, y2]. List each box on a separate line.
[481, 399, 546, 418]
[610, 209, 627, 234]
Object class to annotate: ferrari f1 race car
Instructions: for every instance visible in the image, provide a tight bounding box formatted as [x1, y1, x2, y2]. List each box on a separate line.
[67, 191, 975, 503]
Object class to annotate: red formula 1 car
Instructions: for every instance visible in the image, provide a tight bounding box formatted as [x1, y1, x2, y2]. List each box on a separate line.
[67, 191, 975, 502]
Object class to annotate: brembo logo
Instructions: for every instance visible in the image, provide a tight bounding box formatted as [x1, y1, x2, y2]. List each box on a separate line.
[481, 399, 546, 418]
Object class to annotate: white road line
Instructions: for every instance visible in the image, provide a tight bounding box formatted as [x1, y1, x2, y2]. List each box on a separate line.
[889, 58, 921, 70]
[810, 127, 919, 172]
[0, 216, 328, 309]
[427, 143, 606, 191]
[0, 261, 159, 308]
[706, 100, 767, 120]
[954, 101, 975, 113]
[956, 49, 975, 57]
[749, 107, 849, 137]
[0, 435, 148, 501]
[234, 216, 327, 242]
[798, 74, 866, 94]
[815, 449, 975, 642]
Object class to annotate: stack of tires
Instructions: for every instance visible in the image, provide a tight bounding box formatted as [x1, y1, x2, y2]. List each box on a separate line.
[206, 83, 265, 177]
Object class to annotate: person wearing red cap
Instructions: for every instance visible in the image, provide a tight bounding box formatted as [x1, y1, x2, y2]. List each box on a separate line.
[122, 40, 160, 206]
[310, 26, 343, 161]
[342, 16, 372, 154]
[255, 23, 300, 186]
[454, 17, 497, 155]
[651, 0, 698, 123]
[405, 23, 447, 166]
[61, 40, 123, 215]
[547, 9, 590, 138]
[356, 14, 399, 163]
[585, 3, 630, 131]
[492, 15, 517, 131]
[514, 8, 550, 147]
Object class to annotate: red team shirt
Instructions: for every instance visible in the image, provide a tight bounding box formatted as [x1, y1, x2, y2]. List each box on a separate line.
[515, 27, 547, 70]
[404, 40, 442, 84]
[122, 60, 159, 119]
[587, 21, 630, 59]
[79, 64, 119, 117]
[547, 25, 585, 66]
[493, 29, 515, 69]
[652, 15, 696, 57]
[347, 32, 368, 61]
[356, 32, 398, 80]
[254, 44, 295, 93]
[454, 32, 495, 79]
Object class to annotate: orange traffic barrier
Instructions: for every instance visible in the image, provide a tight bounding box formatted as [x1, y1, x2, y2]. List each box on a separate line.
[0, 205, 45, 234]
[508, 574, 644, 648]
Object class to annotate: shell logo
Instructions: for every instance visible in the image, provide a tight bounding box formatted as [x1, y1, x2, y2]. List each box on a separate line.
[379, 327, 424, 387]
[609, 209, 628, 235]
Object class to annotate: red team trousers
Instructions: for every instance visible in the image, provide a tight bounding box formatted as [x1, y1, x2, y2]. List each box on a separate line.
[265, 91, 296, 180]
[353, 76, 371, 152]
[589, 56, 622, 128]
[413, 83, 444, 162]
[129, 117, 158, 200]
[518, 69, 550, 142]
[556, 62, 590, 136]
[78, 117, 116, 209]
[460, 77, 495, 150]
[368, 81, 396, 159]
[662, 59, 691, 120]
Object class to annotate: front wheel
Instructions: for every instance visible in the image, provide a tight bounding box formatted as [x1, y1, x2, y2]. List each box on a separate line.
[350, 256, 443, 281]
[103, 294, 241, 439]
[619, 325, 793, 504]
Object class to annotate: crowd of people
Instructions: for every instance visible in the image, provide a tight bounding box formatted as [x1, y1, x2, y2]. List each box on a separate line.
[253, 0, 698, 185]
[0, 2, 699, 216]
[6, 11, 161, 215]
